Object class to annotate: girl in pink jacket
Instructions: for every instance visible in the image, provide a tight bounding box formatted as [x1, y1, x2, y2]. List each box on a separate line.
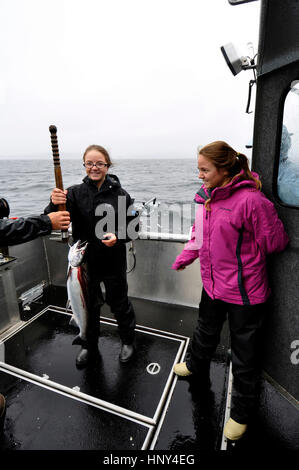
[172, 141, 289, 441]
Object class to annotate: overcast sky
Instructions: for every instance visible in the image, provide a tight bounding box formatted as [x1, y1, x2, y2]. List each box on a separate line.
[0, 0, 260, 159]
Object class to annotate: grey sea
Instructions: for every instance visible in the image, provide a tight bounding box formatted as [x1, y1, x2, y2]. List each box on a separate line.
[0, 158, 200, 230]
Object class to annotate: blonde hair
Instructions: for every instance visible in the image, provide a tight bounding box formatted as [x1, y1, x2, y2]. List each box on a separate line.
[199, 141, 261, 210]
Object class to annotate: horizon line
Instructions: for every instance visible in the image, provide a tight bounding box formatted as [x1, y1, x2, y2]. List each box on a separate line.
[0, 155, 196, 160]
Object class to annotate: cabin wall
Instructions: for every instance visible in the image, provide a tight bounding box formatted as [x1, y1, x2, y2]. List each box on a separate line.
[127, 239, 202, 307]
[9, 237, 50, 297]
[43, 236, 68, 287]
[0, 238, 50, 335]
[252, 61, 299, 402]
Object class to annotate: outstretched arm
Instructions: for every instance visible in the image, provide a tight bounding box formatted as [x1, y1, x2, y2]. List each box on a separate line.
[0, 211, 70, 246]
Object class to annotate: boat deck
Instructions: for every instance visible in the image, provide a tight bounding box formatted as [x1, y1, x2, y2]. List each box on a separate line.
[0, 289, 296, 455]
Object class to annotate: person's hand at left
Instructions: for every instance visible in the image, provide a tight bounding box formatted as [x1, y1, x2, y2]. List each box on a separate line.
[101, 233, 117, 247]
[48, 211, 70, 230]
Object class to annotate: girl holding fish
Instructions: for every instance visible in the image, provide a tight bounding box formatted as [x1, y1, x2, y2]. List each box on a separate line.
[45, 145, 138, 367]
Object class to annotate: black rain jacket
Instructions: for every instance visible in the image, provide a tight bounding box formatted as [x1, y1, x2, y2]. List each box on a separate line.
[0, 215, 52, 246]
[44, 174, 139, 273]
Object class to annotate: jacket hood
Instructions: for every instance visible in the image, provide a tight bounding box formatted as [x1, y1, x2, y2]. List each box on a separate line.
[194, 170, 260, 204]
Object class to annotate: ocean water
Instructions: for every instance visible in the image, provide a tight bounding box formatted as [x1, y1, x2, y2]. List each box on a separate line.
[0, 158, 200, 230]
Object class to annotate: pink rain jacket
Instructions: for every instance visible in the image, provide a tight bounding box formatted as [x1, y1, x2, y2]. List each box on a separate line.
[172, 173, 289, 305]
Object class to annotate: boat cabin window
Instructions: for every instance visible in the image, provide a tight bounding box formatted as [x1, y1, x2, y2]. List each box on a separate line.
[277, 81, 299, 207]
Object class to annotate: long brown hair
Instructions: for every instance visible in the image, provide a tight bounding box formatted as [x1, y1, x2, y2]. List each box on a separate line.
[199, 140, 261, 210]
[83, 144, 113, 168]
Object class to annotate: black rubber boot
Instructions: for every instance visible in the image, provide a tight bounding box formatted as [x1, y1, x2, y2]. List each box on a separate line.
[0, 394, 6, 432]
[119, 343, 135, 363]
[76, 348, 90, 368]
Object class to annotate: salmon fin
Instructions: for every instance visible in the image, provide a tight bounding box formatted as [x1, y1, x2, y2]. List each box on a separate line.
[72, 335, 84, 346]
[69, 315, 78, 328]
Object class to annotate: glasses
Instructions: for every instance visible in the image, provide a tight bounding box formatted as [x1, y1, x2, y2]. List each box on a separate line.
[83, 161, 108, 169]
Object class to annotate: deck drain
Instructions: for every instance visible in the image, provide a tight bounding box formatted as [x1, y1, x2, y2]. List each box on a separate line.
[146, 363, 161, 375]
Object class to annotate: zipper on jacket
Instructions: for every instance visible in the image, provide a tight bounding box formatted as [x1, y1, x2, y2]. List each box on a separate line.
[206, 209, 215, 298]
[236, 227, 250, 306]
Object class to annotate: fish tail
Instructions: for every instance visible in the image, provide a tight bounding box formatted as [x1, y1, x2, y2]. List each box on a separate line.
[69, 315, 78, 328]
[72, 335, 85, 346]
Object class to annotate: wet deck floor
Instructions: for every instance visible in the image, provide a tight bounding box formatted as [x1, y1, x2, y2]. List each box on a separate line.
[1, 293, 295, 454]
[0, 297, 228, 452]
